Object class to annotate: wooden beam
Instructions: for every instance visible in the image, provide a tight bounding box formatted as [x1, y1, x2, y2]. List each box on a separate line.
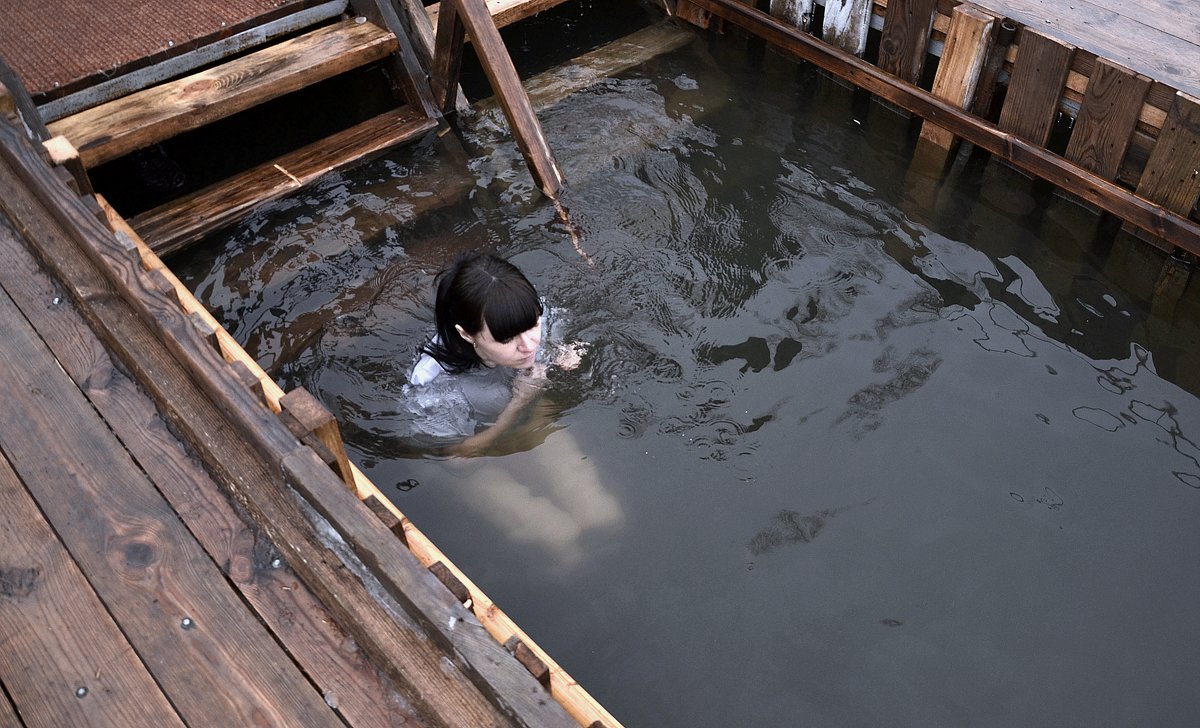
[130, 106, 436, 255]
[42, 135, 93, 196]
[688, 0, 1200, 252]
[447, 0, 564, 197]
[426, 0, 574, 33]
[0, 447, 185, 728]
[822, 0, 874, 57]
[280, 387, 356, 488]
[997, 27, 1075, 146]
[920, 3, 994, 149]
[1136, 92, 1200, 216]
[48, 20, 399, 167]
[1064, 58, 1151, 180]
[769, 0, 815, 32]
[432, 0, 468, 114]
[0, 54, 50, 140]
[347, 0, 440, 118]
[877, 0, 938, 84]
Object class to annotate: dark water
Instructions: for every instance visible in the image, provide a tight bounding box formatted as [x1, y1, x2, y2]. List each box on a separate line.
[174, 13, 1200, 728]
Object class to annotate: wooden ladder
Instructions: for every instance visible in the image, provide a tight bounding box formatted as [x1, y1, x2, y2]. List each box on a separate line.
[46, 12, 438, 254]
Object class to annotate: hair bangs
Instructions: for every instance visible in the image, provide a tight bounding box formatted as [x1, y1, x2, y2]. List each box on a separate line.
[482, 277, 542, 342]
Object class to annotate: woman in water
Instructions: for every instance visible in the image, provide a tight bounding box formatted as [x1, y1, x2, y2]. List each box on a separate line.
[407, 251, 620, 565]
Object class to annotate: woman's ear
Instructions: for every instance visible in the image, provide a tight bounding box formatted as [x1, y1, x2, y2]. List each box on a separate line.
[454, 324, 474, 345]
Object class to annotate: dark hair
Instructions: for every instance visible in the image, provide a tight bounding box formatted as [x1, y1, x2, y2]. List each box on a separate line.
[422, 252, 543, 373]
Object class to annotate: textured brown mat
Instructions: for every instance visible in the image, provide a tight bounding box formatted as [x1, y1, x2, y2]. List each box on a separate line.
[0, 0, 317, 99]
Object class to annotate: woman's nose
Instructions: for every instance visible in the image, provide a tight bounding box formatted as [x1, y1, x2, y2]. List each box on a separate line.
[517, 331, 538, 351]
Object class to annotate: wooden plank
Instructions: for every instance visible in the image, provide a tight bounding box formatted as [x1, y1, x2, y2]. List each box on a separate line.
[822, 0, 874, 57]
[47, 20, 398, 167]
[997, 27, 1075, 146]
[689, 0, 1200, 251]
[432, 0, 468, 113]
[426, 0, 573, 33]
[0, 686, 19, 728]
[0, 128, 513, 728]
[1064, 58, 1151, 180]
[448, 0, 564, 197]
[0, 261, 342, 728]
[0, 446, 184, 728]
[280, 387, 356, 488]
[1135, 92, 1200, 216]
[130, 106, 436, 254]
[37, 1, 351, 123]
[0, 215, 426, 728]
[347, 0, 440, 118]
[769, 0, 816, 31]
[920, 3, 995, 148]
[877, 0, 938, 84]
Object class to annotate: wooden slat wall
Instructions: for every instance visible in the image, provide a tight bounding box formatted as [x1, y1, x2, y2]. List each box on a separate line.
[1136, 92, 1200, 216]
[1064, 59, 1151, 180]
[997, 27, 1075, 146]
[823, 0, 874, 56]
[0, 445, 184, 728]
[877, 0, 939, 84]
[920, 2, 994, 148]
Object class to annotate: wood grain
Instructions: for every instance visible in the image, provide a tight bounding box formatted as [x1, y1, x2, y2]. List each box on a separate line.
[769, 0, 815, 31]
[0, 123, 508, 727]
[432, 0, 467, 113]
[877, 0, 938, 84]
[920, 3, 994, 148]
[426, 0, 573, 33]
[1064, 58, 1151, 180]
[130, 106, 435, 254]
[998, 27, 1075, 146]
[822, 0, 874, 57]
[1136, 92, 1200, 215]
[690, 0, 1200, 251]
[0, 442, 184, 728]
[0, 216, 425, 728]
[0, 246, 341, 728]
[48, 20, 398, 167]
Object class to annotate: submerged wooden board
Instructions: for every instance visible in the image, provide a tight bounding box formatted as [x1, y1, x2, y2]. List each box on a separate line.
[47, 19, 398, 167]
[1064, 59, 1151, 180]
[0, 440, 184, 728]
[997, 27, 1074, 146]
[131, 106, 436, 254]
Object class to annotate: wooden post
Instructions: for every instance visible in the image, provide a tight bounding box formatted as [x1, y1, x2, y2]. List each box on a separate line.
[877, 0, 938, 84]
[675, 0, 713, 29]
[445, 0, 565, 197]
[347, 0, 439, 118]
[920, 3, 995, 151]
[42, 136, 94, 197]
[431, 0, 466, 114]
[769, 0, 814, 32]
[822, 0, 873, 57]
[1135, 92, 1200, 217]
[997, 28, 1075, 146]
[279, 387, 356, 489]
[1064, 59, 1151, 181]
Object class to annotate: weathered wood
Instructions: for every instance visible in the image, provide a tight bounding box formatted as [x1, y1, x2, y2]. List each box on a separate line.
[426, 0, 574, 32]
[689, 0, 1200, 251]
[822, 0, 874, 57]
[347, 0, 439, 118]
[503, 637, 551, 688]
[37, 1, 351, 123]
[281, 387, 356, 488]
[429, 561, 472, 604]
[42, 135, 93, 197]
[47, 20, 399, 167]
[0, 125, 515, 728]
[1064, 58, 1151, 180]
[130, 106, 436, 254]
[0, 274, 340, 727]
[997, 27, 1075, 146]
[920, 3, 994, 149]
[432, 0, 468, 114]
[675, 0, 713, 30]
[0, 216, 422, 728]
[970, 13, 1016, 122]
[769, 0, 815, 31]
[0, 445, 185, 728]
[0, 686, 19, 728]
[448, 0, 564, 197]
[365, 494, 409, 543]
[0, 55, 50, 140]
[1136, 92, 1200, 216]
[877, 0, 938, 84]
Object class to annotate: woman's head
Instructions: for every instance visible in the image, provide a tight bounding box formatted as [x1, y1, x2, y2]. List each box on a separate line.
[426, 252, 544, 372]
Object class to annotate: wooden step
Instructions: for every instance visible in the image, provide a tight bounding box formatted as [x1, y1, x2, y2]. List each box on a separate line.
[130, 106, 437, 255]
[47, 18, 399, 168]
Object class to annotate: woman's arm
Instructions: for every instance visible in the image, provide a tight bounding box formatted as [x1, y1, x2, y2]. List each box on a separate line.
[444, 364, 548, 456]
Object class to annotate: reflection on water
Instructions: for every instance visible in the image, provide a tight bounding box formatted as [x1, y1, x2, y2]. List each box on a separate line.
[174, 14, 1200, 728]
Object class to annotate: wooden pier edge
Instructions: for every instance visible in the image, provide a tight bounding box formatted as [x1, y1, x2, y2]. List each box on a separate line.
[687, 0, 1200, 256]
[96, 192, 624, 728]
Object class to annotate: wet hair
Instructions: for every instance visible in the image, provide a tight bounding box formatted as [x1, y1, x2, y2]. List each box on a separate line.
[422, 252, 543, 373]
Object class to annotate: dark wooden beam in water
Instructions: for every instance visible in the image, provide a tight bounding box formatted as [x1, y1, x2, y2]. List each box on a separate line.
[441, 0, 565, 197]
[0, 447, 185, 728]
[47, 19, 399, 168]
[688, 0, 1200, 254]
[130, 106, 436, 254]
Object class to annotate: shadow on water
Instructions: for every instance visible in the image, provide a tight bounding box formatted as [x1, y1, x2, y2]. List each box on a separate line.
[171, 4, 1200, 727]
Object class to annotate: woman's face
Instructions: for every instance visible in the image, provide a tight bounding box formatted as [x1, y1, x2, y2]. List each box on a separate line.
[457, 318, 542, 370]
